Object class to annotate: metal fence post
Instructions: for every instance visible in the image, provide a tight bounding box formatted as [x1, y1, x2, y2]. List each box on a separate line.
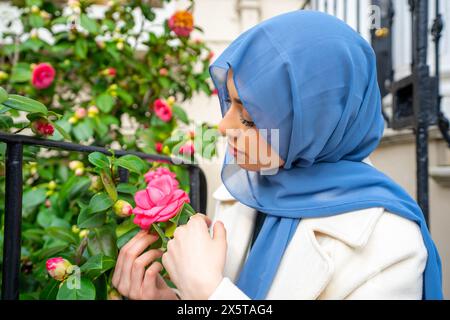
[1, 142, 23, 300]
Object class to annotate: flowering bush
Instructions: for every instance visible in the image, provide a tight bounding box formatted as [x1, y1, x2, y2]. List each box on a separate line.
[0, 0, 219, 300]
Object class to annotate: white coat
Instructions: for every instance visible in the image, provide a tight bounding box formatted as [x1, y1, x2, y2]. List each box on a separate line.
[207, 160, 428, 300]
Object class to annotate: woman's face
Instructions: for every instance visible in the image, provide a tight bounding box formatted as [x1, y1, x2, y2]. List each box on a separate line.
[218, 67, 285, 172]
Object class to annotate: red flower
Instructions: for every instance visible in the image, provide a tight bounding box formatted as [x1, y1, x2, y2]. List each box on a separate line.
[32, 63, 56, 89]
[108, 68, 116, 77]
[153, 98, 172, 122]
[32, 119, 54, 137]
[155, 142, 163, 153]
[211, 88, 218, 96]
[168, 10, 194, 37]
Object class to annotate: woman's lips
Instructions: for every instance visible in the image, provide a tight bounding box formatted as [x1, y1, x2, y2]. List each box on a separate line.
[228, 142, 241, 157]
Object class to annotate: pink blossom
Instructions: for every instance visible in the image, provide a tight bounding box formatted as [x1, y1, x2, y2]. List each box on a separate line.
[179, 141, 194, 156]
[32, 63, 56, 89]
[144, 167, 178, 188]
[113, 200, 133, 218]
[155, 142, 163, 153]
[133, 175, 190, 230]
[153, 98, 172, 122]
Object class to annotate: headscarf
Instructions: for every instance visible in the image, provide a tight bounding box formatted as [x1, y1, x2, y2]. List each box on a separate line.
[209, 10, 442, 299]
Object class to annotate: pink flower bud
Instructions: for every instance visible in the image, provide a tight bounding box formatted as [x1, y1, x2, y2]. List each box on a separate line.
[74, 108, 86, 119]
[113, 200, 133, 218]
[31, 119, 54, 137]
[31, 63, 55, 90]
[155, 142, 163, 153]
[159, 68, 168, 76]
[46, 257, 73, 281]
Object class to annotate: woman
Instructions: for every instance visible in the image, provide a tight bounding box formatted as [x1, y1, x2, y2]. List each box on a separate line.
[112, 10, 443, 300]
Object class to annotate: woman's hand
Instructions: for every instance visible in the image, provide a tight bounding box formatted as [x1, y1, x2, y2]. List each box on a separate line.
[162, 213, 227, 300]
[112, 230, 178, 300]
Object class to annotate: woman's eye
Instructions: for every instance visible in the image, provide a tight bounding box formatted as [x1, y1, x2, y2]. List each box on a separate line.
[240, 117, 256, 128]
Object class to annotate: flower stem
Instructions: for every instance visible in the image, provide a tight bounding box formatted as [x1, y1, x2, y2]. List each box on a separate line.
[152, 223, 169, 249]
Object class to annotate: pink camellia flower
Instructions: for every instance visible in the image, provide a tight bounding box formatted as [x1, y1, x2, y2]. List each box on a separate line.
[153, 98, 172, 122]
[133, 175, 190, 230]
[46, 257, 73, 281]
[32, 63, 56, 89]
[31, 119, 54, 137]
[179, 141, 194, 156]
[144, 167, 178, 188]
[159, 68, 168, 76]
[168, 10, 194, 37]
[155, 142, 163, 153]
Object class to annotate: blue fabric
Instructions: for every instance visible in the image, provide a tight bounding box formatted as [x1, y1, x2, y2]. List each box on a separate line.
[208, 10, 443, 300]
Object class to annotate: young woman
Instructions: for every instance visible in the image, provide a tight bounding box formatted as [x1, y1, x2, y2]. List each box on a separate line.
[112, 10, 443, 300]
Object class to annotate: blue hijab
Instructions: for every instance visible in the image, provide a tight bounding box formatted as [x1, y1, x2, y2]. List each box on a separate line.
[208, 10, 443, 300]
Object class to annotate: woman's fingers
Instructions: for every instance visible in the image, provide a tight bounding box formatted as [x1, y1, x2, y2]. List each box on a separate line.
[112, 230, 148, 287]
[143, 261, 164, 291]
[128, 249, 163, 299]
[114, 231, 159, 296]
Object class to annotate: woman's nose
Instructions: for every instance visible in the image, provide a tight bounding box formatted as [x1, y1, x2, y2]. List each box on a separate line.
[218, 106, 241, 138]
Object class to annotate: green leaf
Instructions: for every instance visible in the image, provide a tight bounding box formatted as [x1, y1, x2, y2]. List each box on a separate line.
[0, 104, 11, 114]
[95, 93, 115, 113]
[116, 217, 139, 238]
[117, 228, 139, 249]
[172, 105, 189, 124]
[116, 88, 133, 106]
[75, 37, 88, 59]
[80, 14, 99, 34]
[45, 226, 78, 244]
[72, 120, 94, 141]
[100, 170, 117, 202]
[77, 208, 106, 229]
[88, 152, 110, 170]
[87, 225, 118, 258]
[2, 94, 48, 114]
[0, 115, 13, 129]
[115, 154, 147, 174]
[39, 280, 60, 300]
[0, 87, 8, 104]
[57, 277, 96, 300]
[49, 119, 71, 141]
[116, 183, 137, 195]
[80, 254, 115, 279]
[29, 13, 45, 28]
[89, 192, 113, 213]
[22, 188, 47, 210]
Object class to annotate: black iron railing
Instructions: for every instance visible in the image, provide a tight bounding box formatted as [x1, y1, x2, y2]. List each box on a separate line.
[307, 0, 450, 227]
[0, 131, 207, 300]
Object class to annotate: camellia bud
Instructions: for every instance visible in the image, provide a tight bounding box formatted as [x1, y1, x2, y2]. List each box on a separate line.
[108, 288, 122, 300]
[48, 180, 57, 190]
[46, 257, 73, 281]
[69, 160, 84, 171]
[72, 225, 80, 234]
[68, 116, 78, 124]
[116, 41, 124, 51]
[0, 71, 9, 81]
[31, 119, 54, 137]
[74, 108, 87, 119]
[79, 229, 89, 238]
[166, 96, 175, 107]
[159, 68, 168, 76]
[31, 5, 40, 14]
[87, 105, 99, 118]
[113, 200, 133, 218]
[162, 145, 171, 155]
[74, 167, 84, 176]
